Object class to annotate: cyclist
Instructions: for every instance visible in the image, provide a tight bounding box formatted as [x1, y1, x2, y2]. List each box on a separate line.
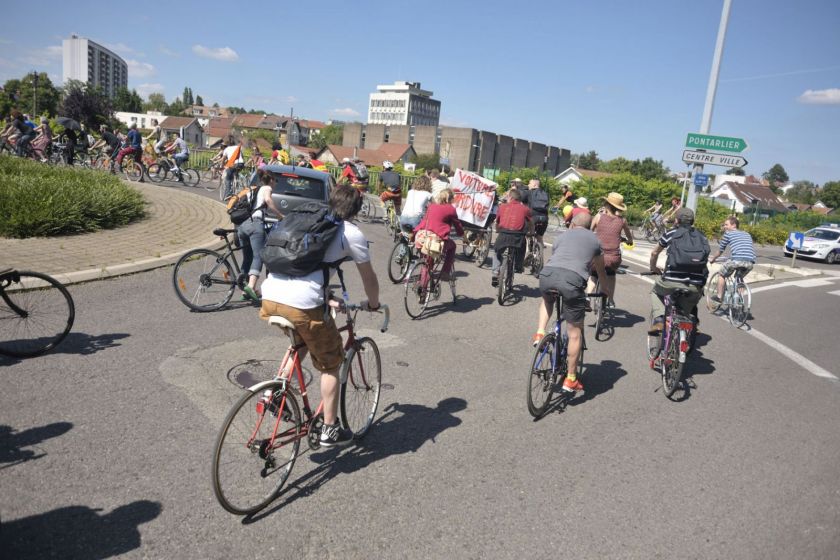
[379, 160, 402, 214]
[145, 118, 165, 156]
[520, 179, 550, 246]
[590, 192, 633, 306]
[164, 133, 190, 180]
[340, 157, 360, 184]
[430, 169, 448, 197]
[309, 154, 327, 172]
[491, 188, 532, 288]
[295, 154, 311, 168]
[400, 174, 433, 231]
[648, 208, 709, 336]
[259, 185, 381, 447]
[661, 197, 681, 227]
[221, 137, 245, 199]
[31, 117, 52, 161]
[415, 187, 463, 281]
[708, 216, 756, 303]
[116, 122, 143, 170]
[644, 200, 665, 230]
[237, 169, 284, 302]
[533, 212, 607, 393]
[92, 125, 122, 172]
[10, 111, 35, 157]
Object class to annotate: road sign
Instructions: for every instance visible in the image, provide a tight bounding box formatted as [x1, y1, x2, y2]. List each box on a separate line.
[685, 133, 749, 153]
[693, 173, 709, 187]
[788, 232, 805, 250]
[439, 157, 450, 166]
[682, 150, 748, 168]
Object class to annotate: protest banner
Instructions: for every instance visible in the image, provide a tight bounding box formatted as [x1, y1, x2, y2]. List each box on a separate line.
[449, 168, 497, 227]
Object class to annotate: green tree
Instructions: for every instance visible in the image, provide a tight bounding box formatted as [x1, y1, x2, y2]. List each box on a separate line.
[308, 123, 343, 149]
[573, 150, 600, 170]
[784, 181, 816, 205]
[492, 167, 561, 203]
[143, 92, 167, 113]
[410, 153, 441, 171]
[762, 163, 789, 187]
[167, 98, 186, 116]
[228, 106, 246, 114]
[599, 157, 634, 175]
[113, 87, 144, 113]
[182, 86, 193, 105]
[57, 80, 112, 129]
[725, 167, 745, 176]
[633, 157, 670, 181]
[195, 94, 204, 106]
[819, 181, 840, 209]
[1, 72, 61, 117]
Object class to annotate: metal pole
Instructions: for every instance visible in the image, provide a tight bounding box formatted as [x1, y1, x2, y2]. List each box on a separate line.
[687, 0, 732, 212]
[31, 72, 38, 116]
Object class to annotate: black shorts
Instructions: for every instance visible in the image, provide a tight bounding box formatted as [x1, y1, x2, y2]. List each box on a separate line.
[533, 215, 548, 236]
[539, 266, 587, 324]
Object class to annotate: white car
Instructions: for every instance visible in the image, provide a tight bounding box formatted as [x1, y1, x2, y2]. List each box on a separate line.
[783, 224, 840, 264]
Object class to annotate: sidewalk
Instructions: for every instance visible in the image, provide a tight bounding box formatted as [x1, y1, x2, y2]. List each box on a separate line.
[1, 182, 229, 286]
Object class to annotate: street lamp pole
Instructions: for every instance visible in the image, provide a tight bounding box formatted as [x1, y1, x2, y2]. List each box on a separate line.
[31, 71, 39, 116]
[687, 0, 732, 212]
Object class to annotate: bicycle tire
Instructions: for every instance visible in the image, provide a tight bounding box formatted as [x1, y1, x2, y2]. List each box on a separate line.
[201, 166, 217, 182]
[146, 162, 167, 183]
[203, 173, 220, 192]
[593, 296, 605, 341]
[530, 242, 543, 276]
[358, 198, 372, 223]
[172, 249, 236, 311]
[728, 281, 751, 328]
[182, 168, 200, 188]
[497, 252, 510, 305]
[527, 332, 558, 418]
[705, 272, 723, 312]
[121, 161, 144, 182]
[404, 261, 430, 319]
[462, 238, 477, 258]
[340, 337, 382, 438]
[475, 233, 490, 267]
[661, 324, 684, 398]
[211, 382, 301, 515]
[387, 241, 412, 284]
[0, 271, 75, 358]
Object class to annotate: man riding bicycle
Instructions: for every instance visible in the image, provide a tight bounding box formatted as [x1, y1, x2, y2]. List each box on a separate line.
[378, 160, 402, 214]
[708, 216, 755, 303]
[491, 188, 532, 287]
[533, 212, 607, 393]
[116, 122, 143, 170]
[164, 133, 190, 181]
[520, 178, 550, 246]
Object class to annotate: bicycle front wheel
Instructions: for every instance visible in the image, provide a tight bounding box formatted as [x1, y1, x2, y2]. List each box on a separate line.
[387, 241, 411, 284]
[146, 162, 167, 183]
[358, 198, 372, 223]
[340, 337, 382, 438]
[0, 271, 75, 358]
[404, 262, 430, 319]
[212, 382, 301, 515]
[705, 272, 723, 312]
[172, 249, 236, 311]
[593, 296, 605, 341]
[527, 332, 558, 418]
[728, 281, 751, 328]
[182, 168, 200, 188]
[122, 161, 144, 182]
[661, 325, 684, 399]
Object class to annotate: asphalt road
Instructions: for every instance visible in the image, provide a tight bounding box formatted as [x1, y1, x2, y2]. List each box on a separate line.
[2, 204, 839, 559]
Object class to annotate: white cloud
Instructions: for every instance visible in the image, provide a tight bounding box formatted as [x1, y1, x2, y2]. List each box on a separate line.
[192, 45, 239, 62]
[126, 59, 156, 78]
[797, 88, 840, 105]
[20, 45, 62, 66]
[331, 108, 360, 117]
[159, 46, 180, 58]
[136, 83, 165, 97]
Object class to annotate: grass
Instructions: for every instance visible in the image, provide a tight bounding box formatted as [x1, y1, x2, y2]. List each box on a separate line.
[0, 155, 147, 238]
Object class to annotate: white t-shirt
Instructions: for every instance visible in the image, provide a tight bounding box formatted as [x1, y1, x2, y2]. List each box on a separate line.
[402, 190, 433, 219]
[431, 179, 448, 196]
[250, 185, 275, 221]
[222, 145, 244, 165]
[260, 221, 370, 309]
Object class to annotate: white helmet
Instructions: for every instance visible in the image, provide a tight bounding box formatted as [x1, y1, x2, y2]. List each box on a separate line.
[342, 157, 351, 163]
[382, 160, 393, 169]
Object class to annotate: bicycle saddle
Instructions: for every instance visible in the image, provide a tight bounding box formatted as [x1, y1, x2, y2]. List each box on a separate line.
[212, 228, 236, 236]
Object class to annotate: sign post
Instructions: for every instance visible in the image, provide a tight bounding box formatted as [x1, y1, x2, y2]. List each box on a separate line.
[788, 232, 805, 268]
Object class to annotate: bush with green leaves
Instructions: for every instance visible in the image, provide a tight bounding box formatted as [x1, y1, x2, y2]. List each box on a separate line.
[0, 155, 146, 238]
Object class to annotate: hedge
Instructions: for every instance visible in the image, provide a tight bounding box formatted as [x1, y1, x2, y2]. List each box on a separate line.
[0, 155, 147, 238]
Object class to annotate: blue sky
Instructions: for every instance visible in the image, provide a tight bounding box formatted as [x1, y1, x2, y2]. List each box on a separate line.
[2, 0, 839, 184]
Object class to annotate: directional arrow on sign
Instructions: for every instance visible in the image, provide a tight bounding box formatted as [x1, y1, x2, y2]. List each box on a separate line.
[685, 133, 749, 153]
[682, 150, 748, 168]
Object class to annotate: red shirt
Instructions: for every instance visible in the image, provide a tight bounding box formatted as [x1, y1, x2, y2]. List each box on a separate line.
[497, 201, 532, 232]
[415, 203, 464, 240]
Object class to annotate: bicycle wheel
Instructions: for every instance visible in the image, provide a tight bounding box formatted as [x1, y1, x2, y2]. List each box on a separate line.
[462, 236, 476, 258]
[404, 262, 430, 319]
[211, 382, 301, 515]
[387, 241, 411, 284]
[358, 198, 372, 223]
[660, 324, 684, 398]
[146, 162, 167, 183]
[705, 272, 723, 312]
[593, 296, 605, 341]
[530, 243, 543, 276]
[181, 168, 200, 188]
[172, 249, 236, 311]
[122, 161, 143, 182]
[527, 332, 558, 418]
[0, 271, 75, 358]
[204, 173, 220, 192]
[475, 233, 490, 267]
[201, 166, 217, 182]
[340, 337, 382, 438]
[497, 253, 509, 305]
[728, 281, 751, 328]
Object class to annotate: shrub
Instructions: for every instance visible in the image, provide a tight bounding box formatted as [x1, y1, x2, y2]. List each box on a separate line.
[0, 155, 146, 238]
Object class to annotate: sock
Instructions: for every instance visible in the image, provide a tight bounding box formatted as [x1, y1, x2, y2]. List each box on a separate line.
[566, 373, 577, 383]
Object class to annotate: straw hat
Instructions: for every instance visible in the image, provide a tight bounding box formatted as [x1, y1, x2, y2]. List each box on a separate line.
[602, 192, 627, 212]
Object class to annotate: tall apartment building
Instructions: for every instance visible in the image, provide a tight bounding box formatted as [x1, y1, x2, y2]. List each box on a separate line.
[368, 81, 441, 127]
[62, 35, 128, 99]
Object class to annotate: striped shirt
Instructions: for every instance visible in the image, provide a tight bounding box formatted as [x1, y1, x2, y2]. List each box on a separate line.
[719, 229, 755, 262]
[659, 227, 709, 286]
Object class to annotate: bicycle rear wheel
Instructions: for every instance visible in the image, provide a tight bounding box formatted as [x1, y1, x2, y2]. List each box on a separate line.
[705, 272, 723, 312]
[660, 324, 684, 399]
[527, 332, 559, 418]
[172, 249, 236, 311]
[497, 252, 512, 305]
[593, 295, 605, 341]
[475, 232, 490, 267]
[358, 197, 372, 223]
[211, 382, 301, 515]
[530, 242, 543, 276]
[0, 271, 75, 358]
[404, 262, 430, 319]
[387, 241, 412, 284]
[340, 337, 382, 438]
[728, 281, 751, 327]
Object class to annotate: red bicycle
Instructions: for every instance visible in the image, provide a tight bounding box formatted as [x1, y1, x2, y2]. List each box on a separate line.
[211, 289, 389, 515]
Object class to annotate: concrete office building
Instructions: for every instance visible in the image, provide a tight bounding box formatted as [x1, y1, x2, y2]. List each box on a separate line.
[62, 35, 128, 99]
[367, 81, 441, 127]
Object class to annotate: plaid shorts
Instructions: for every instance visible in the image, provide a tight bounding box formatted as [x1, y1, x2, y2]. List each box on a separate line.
[720, 260, 753, 278]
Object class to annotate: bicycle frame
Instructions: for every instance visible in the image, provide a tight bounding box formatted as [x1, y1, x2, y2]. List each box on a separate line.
[657, 293, 695, 367]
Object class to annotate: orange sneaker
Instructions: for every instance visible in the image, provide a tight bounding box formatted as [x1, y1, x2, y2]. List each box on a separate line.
[561, 378, 584, 393]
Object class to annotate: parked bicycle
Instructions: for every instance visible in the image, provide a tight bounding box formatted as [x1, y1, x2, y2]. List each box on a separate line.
[404, 246, 456, 319]
[0, 269, 75, 358]
[172, 228, 256, 311]
[705, 258, 751, 327]
[646, 280, 697, 400]
[387, 230, 418, 284]
[461, 225, 492, 268]
[526, 290, 604, 418]
[211, 293, 389, 515]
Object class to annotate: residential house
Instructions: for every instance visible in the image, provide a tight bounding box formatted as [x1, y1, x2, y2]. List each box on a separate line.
[159, 116, 204, 147]
[114, 110, 165, 131]
[317, 144, 416, 168]
[205, 117, 236, 148]
[554, 166, 615, 186]
[708, 181, 788, 214]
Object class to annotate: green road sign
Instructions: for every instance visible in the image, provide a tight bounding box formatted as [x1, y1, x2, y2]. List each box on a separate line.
[685, 133, 748, 153]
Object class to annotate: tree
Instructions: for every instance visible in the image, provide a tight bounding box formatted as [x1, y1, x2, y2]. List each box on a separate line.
[573, 150, 600, 170]
[785, 181, 816, 205]
[212, 102, 219, 108]
[1, 72, 61, 117]
[113, 87, 144, 113]
[725, 167, 745, 176]
[195, 95, 203, 106]
[763, 163, 789, 187]
[820, 181, 840, 209]
[58, 80, 112, 129]
[182, 86, 194, 105]
[308, 123, 343, 149]
[633, 157, 670, 181]
[167, 98, 186, 116]
[143, 93, 167, 113]
[227, 106, 246, 114]
[411, 153, 443, 171]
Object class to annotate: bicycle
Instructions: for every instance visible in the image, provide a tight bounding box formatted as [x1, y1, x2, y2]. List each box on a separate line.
[387, 229, 418, 284]
[638, 214, 664, 242]
[705, 259, 752, 328]
[496, 244, 523, 305]
[222, 168, 251, 201]
[0, 269, 75, 358]
[118, 151, 145, 182]
[461, 225, 492, 268]
[202, 160, 224, 187]
[382, 200, 401, 241]
[404, 247, 456, 319]
[522, 232, 543, 277]
[527, 290, 604, 418]
[589, 276, 609, 341]
[172, 228, 256, 311]
[147, 156, 200, 187]
[211, 290, 389, 515]
[647, 283, 697, 400]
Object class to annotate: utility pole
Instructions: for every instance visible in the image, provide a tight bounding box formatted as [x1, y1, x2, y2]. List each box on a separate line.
[31, 71, 39, 116]
[687, 0, 732, 212]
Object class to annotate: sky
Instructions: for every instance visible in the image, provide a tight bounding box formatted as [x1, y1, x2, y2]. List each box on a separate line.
[2, 0, 839, 184]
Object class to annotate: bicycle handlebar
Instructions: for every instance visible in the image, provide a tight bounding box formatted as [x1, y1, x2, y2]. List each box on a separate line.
[586, 292, 608, 298]
[346, 303, 390, 333]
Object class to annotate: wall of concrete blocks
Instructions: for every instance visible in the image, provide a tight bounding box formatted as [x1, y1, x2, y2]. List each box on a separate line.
[512, 139, 529, 168]
[477, 131, 497, 174]
[363, 124, 386, 150]
[387, 125, 410, 145]
[342, 123, 363, 148]
[526, 142, 547, 170]
[412, 126, 438, 156]
[441, 127, 478, 172]
[494, 135, 513, 171]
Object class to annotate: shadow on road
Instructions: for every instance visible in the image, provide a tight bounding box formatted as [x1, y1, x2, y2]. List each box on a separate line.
[0, 421, 73, 470]
[414, 296, 495, 320]
[243, 397, 468, 523]
[0, 500, 161, 559]
[0, 332, 130, 366]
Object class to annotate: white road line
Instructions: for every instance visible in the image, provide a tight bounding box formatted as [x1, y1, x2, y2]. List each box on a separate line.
[625, 270, 838, 382]
[751, 278, 838, 294]
[827, 290, 840, 297]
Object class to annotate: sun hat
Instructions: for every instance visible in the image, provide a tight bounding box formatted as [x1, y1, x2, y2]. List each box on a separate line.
[573, 197, 588, 208]
[602, 192, 627, 212]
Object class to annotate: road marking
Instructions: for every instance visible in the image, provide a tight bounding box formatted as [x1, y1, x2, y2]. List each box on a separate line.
[751, 278, 838, 294]
[829, 290, 840, 297]
[625, 270, 838, 382]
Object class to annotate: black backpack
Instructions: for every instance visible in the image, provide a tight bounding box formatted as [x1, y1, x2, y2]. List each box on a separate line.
[355, 162, 369, 180]
[260, 202, 342, 276]
[226, 186, 257, 225]
[527, 188, 550, 213]
[666, 226, 710, 272]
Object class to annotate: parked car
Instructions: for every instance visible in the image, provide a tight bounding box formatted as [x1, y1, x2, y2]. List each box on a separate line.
[783, 224, 840, 264]
[251, 164, 334, 214]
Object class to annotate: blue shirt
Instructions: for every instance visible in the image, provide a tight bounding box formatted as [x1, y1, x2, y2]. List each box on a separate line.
[127, 129, 142, 149]
[719, 229, 755, 262]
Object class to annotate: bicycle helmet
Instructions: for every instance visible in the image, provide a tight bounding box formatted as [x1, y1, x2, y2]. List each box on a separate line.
[382, 160, 393, 169]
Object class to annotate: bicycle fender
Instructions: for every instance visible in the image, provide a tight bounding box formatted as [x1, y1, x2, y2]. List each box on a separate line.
[246, 379, 283, 393]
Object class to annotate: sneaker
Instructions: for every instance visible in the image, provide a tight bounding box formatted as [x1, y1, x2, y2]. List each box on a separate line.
[710, 294, 722, 303]
[562, 378, 584, 393]
[319, 423, 353, 447]
[491, 276, 499, 288]
[242, 285, 260, 301]
[531, 332, 544, 347]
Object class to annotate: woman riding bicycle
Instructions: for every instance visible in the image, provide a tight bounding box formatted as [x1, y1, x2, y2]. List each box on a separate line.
[414, 187, 463, 281]
[236, 169, 284, 301]
[589, 192, 633, 306]
[400, 175, 433, 231]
